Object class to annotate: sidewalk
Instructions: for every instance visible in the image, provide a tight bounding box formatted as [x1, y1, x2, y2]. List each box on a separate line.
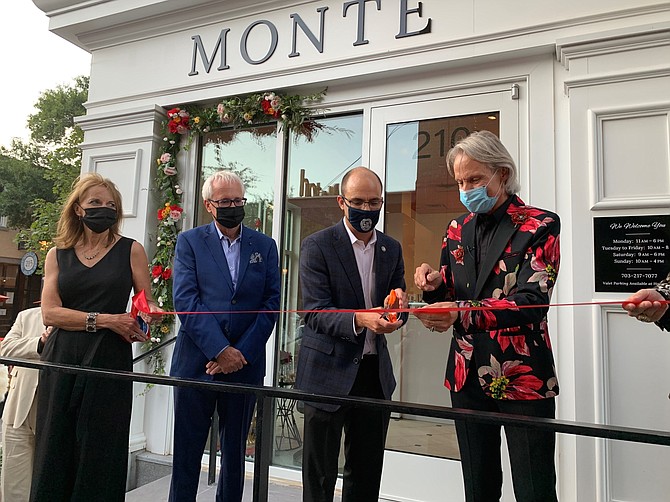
[125, 472, 340, 501]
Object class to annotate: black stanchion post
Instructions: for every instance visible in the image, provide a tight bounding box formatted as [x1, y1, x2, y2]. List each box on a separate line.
[252, 394, 272, 502]
[208, 410, 218, 485]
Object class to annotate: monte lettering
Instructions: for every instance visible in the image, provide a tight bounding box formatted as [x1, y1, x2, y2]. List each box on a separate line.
[189, 1, 432, 76]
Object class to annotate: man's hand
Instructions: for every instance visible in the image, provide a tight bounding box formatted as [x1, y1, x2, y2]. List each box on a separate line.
[207, 346, 248, 375]
[414, 263, 442, 292]
[355, 308, 403, 335]
[622, 288, 668, 323]
[413, 302, 459, 332]
[381, 288, 407, 322]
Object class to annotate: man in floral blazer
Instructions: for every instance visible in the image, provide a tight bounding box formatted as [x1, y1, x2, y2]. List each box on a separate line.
[415, 130, 560, 502]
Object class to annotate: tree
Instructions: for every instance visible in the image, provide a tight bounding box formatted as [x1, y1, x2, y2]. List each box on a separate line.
[0, 151, 54, 228]
[8, 76, 89, 269]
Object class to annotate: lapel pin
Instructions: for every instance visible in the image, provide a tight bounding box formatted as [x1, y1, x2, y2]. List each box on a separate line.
[381, 246, 386, 252]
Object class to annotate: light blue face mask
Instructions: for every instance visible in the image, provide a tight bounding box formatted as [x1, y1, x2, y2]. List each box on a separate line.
[459, 170, 501, 214]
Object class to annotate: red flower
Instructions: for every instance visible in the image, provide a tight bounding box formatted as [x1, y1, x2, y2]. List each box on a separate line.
[261, 99, 281, 118]
[167, 107, 191, 134]
[447, 220, 462, 242]
[508, 205, 553, 234]
[495, 327, 531, 356]
[453, 351, 467, 390]
[460, 298, 519, 331]
[479, 356, 544, 400]
[529, 234, 560, 293]
[151, 265, 163, 278]
[162, 268, 172, 280]
[451, 245, 465, 265]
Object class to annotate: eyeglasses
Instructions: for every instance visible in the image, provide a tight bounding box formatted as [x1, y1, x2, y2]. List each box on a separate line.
[341, 196, 384, 210]
[208, 198, 247, 208]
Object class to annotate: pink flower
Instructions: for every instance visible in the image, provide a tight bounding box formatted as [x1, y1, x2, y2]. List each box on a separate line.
[163, 166, 177, 176]
[160, 153, 171, 164]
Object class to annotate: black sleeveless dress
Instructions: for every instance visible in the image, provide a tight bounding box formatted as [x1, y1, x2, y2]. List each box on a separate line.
[31, 237, 135, 502]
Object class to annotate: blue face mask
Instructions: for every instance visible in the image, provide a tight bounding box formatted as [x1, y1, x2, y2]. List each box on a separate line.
[459, 170, 502, 214]
[347, 206, 380, 233]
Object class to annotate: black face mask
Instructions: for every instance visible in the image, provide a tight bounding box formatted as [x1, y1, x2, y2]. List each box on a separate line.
[347, 206, 380, 233]
[216, 206, 245, 229]
[81, 207, 117, 233]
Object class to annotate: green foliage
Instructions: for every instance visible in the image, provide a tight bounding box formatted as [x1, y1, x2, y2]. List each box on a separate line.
[7, 76, 89, 271]
[0, 152, 54, 228]
[27, 76, 89, 145]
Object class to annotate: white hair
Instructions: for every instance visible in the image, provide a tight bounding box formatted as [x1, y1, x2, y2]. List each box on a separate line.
[201, 170, 246, 200]
[446, 130, 521, 195]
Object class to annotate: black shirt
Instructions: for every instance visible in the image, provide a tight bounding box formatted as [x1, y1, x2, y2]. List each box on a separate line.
[474, 196, 513, 277]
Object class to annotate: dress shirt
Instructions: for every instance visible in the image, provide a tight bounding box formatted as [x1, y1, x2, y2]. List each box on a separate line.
[216, 224, 242, 290]
[214, 224, 242, 358]
[343, 219, 378, 355]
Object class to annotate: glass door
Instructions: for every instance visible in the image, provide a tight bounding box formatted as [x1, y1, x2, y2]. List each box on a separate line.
[369, 88, 522, 501]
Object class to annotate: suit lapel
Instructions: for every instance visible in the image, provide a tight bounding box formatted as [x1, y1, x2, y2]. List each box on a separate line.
[204, 222, 234, 294]
[373, 234, 391, 306]
[473, 209, 518, 298]
[236, 226, 252, 289]
[461, 215, 477, 298]
[333, 221, 366, 308]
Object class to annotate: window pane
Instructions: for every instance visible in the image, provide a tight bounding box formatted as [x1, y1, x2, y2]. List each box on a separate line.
[273, 114, 363, 468]
[196, 125, 278, 463]
[384, 112, 499, 460]
[197, 125, 277, 237]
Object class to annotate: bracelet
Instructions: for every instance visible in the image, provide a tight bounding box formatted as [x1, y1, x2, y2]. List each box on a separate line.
[656, 283, 670, 302]
[85, 312, 98, 333]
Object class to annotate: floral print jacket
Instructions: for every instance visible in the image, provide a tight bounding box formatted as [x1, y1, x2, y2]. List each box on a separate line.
[424, 195, 561, 400]
[654, 272, 670, 331]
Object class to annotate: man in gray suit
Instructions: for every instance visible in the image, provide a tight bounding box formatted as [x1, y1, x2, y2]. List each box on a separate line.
[295, 167, 407, 502]
[1, 307, 50, 502]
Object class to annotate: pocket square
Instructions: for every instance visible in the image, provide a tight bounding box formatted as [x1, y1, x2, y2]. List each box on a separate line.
[249, 252, 263, 264]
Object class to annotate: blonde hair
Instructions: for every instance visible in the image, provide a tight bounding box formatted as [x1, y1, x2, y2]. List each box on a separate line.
[54, 173, 123, 249]
[446, 130, 521, 195]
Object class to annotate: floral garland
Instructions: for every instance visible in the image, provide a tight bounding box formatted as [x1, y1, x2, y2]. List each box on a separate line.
[142, 89, 327, 375]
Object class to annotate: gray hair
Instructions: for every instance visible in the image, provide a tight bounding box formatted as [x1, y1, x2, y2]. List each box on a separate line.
[446, 130, 521, 195]
[201, 170, 246, 200]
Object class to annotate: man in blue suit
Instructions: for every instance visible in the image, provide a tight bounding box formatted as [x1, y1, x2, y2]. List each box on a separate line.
[169, 170, 280, 502]
[295, 167, 407, 502]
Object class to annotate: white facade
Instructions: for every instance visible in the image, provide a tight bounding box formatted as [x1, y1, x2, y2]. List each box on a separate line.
[36, 1, 670, 500]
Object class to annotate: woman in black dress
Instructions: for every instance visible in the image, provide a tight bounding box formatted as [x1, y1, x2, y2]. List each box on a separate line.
[31, 173, 159, 501]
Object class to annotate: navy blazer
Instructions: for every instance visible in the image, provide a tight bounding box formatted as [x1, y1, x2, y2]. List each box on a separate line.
[170, 222, 280, 384]
[295, 220, 406, 412]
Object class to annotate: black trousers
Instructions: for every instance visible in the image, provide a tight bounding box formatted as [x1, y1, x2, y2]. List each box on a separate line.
[450, 366, 558, 502]
[302, 355, 390, 502]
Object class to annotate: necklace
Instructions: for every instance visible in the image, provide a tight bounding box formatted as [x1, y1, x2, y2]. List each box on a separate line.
[82, 243, 107, 260]
[83, 248, 102, 260]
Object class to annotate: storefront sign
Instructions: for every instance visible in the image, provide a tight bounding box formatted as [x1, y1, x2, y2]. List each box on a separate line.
[189, 0, 432, 75]
[594, 215, 670, 292]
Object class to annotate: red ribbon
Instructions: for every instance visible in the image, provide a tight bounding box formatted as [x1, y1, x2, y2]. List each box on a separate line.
[130, 290, 668, 316]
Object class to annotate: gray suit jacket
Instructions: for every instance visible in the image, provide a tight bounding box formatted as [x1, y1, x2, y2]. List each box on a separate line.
[295, 220, 406, 412]
[1, 307, 44, 429]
